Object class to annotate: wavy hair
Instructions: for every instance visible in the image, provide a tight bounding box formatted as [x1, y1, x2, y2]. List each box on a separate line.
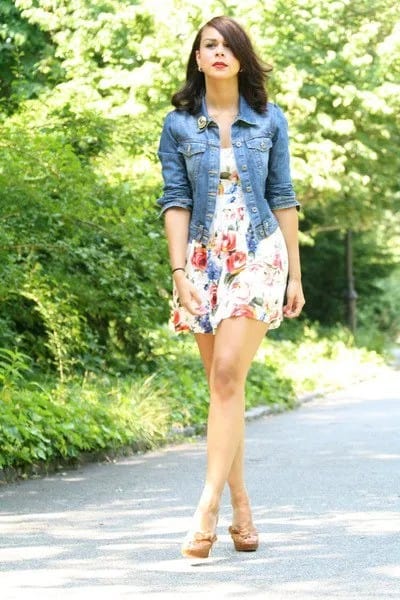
[171, 16, 272, 115]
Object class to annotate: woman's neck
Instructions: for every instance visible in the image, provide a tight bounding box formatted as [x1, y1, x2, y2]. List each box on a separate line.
[204, 79, 239, 114]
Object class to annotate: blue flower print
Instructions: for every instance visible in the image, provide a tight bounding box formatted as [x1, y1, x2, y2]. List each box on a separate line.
[246, 224, 257, 254]
[206, 253, 222, 281]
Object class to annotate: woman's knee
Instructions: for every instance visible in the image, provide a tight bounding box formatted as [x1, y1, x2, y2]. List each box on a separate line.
[209, 358, 244, 399]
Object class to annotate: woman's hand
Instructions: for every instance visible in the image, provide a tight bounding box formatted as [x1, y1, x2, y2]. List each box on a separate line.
[283, 279, 305, 319]
[174, 271, 207, 316]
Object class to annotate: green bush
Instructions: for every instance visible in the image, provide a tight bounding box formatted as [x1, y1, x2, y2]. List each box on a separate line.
[0, 111, 169, 373]
[0, 374, 170, 471]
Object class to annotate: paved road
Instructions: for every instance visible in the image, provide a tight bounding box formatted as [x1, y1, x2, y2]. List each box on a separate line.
[1, 370, 399, 600]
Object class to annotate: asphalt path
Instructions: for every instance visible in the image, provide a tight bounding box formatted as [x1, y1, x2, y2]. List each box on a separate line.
[1, 369, 399, 600]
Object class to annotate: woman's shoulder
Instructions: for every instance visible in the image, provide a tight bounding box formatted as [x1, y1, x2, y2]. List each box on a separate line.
[163, 108, 195, 125]
[266, 102, 287, 118]
[247, 102, 288, 127]
[265, 102, 290, 132]
[161, 108, 199, 141]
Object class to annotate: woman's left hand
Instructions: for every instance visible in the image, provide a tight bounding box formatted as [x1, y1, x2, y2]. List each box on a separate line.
[283, 279, 305, 319]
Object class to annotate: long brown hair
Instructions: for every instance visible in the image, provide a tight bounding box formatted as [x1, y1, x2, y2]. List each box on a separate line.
[172, 16, 272, 115]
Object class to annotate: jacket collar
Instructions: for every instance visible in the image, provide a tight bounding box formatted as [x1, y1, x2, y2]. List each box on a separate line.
[196, 95, 258, 131]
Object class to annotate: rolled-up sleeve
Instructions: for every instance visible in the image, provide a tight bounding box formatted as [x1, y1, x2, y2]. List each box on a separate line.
[265, 105, 300, 211]
[157, 112, 193, 215]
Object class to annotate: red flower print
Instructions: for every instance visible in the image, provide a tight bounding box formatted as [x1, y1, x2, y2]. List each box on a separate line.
[173, 309, 190, 332]
[209, 283, 218, 309]
[191, 246, 207, 270]
[272, 253, 282, 269]
[221, 231, 236, 253]
[231, 280, 251, 303]
[230, 304, 256, 319]
[226, 251, 247, 274]
[237, 206, 245, 221]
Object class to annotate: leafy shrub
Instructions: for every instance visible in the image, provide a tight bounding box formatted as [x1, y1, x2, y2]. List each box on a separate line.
[259, 322, 386, 396]
[0, 374, 170, 470]
[0, 111, 169, 373]
[0, 348, 32, 389]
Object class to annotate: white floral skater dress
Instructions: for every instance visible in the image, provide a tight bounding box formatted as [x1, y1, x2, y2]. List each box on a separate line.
[171, 147, 289, 334]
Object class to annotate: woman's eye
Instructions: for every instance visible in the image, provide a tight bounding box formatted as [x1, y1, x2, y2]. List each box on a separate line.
[205, 43, 215, 48]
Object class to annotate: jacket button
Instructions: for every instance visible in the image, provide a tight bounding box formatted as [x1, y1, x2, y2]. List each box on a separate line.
[246, 185, 252, 192]
[252, 207, 257, 212]
[242, 165, 247, 171]
[236, 141, 242, 147]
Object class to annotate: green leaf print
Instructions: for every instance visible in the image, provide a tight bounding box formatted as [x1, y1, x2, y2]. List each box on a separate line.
[251, 297, 264, 307]
[224, 272, 238, 286]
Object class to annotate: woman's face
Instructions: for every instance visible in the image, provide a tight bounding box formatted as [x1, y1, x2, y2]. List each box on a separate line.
[196, 26, 240, 81]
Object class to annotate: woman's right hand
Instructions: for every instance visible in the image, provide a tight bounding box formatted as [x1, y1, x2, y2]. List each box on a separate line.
[173, 271, 207, 316]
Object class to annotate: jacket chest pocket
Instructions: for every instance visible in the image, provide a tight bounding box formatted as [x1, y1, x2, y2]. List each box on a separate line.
[178, 141, 207, 182]
[245, 136, 273, 172]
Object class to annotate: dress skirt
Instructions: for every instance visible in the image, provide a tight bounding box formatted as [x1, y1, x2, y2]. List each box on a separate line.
[171, 147, 289, 334]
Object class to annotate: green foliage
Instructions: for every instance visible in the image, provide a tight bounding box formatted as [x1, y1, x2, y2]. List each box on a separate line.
[355, 266, 400, 352]
[0, 348, 32, 389]
[0, 104, 169, 371]
[0, 374, 170, 470]
[0, 0, 62, 110]
[254, 0, 400, 232]
[299, 222, 398, 329]
[264, 321, 387, 396]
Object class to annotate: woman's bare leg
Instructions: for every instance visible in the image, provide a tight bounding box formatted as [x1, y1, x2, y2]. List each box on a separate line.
[191, 317, 268, 533]
[196, 333, 247, 508]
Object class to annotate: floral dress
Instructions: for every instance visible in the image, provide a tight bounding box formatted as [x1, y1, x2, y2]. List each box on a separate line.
[171, 147, 289, 334]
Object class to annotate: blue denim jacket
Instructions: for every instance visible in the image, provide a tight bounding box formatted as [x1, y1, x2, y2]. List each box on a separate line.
[157, 95, 299, 244]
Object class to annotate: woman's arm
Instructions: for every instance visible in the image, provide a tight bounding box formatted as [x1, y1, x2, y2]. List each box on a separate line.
[158, 114, 205, 316]
[164, 208, 205, 316]
[165, 207, 190, 272]
[273, 207, 305, 318]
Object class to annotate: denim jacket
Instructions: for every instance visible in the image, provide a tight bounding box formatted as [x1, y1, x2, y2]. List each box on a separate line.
[157, 95, 299, 244]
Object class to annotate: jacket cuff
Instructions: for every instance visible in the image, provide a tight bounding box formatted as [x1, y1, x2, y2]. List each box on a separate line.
[268, 196, 301, 211]
[156, 197, 193, 215]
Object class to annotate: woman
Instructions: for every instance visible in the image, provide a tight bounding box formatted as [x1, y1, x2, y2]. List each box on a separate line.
[157, 15, 305, 558]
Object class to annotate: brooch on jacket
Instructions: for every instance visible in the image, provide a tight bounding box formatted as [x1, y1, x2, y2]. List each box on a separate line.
[197, 115, 207, 130]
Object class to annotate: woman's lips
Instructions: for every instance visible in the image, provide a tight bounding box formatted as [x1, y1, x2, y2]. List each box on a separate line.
[213, 62, 228, 68]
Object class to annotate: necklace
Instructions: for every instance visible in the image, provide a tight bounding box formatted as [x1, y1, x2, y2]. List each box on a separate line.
[209, 110, 238, 123]
[207, 102, 238, 118]
[209, 107, 238, 116]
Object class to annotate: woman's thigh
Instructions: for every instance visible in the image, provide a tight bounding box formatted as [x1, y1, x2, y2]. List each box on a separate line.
[195, 333, 215, 383]
[211, 317, 268, 386]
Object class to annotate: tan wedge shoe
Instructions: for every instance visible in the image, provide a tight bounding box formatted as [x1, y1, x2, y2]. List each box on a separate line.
[229, 525, 259, 552]
[181, 531, 217, 558]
